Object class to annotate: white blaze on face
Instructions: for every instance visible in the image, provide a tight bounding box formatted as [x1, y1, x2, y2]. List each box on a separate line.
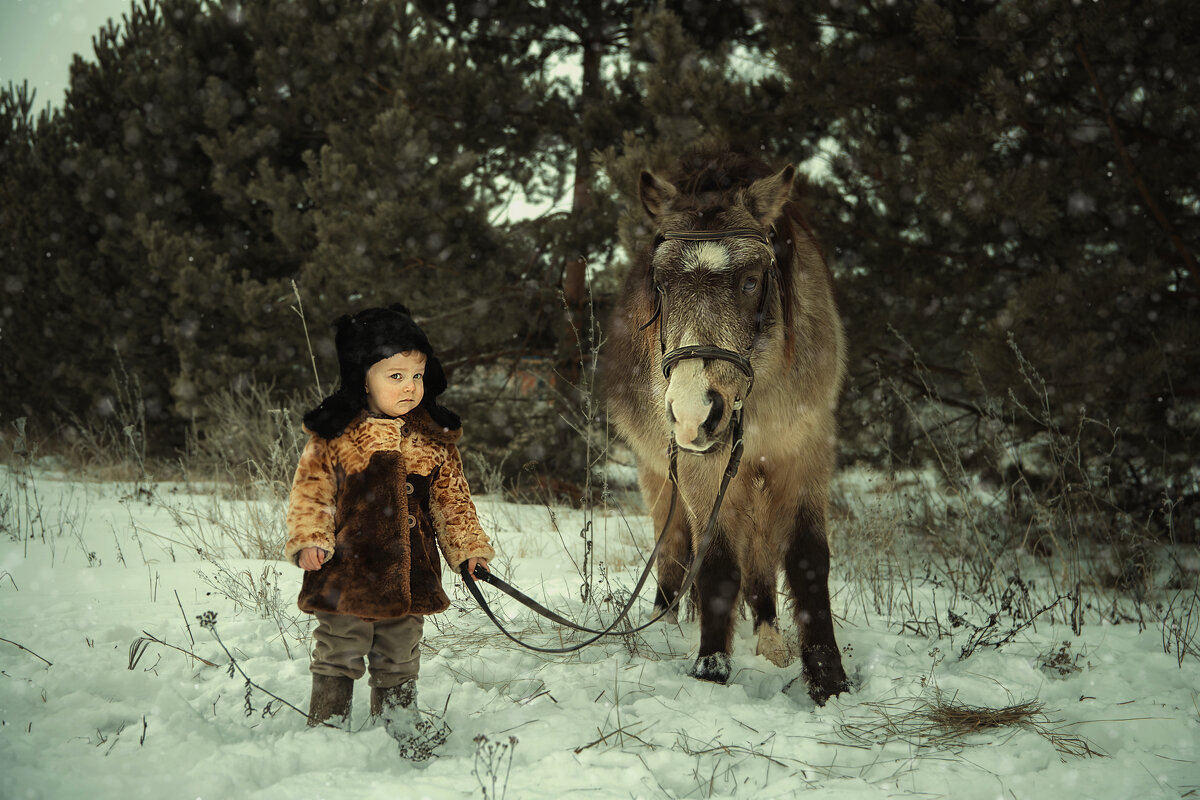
[680, 241, 731, 273]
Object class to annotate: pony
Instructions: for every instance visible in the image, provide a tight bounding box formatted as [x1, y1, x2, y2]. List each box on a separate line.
[604, 146, 850, 704]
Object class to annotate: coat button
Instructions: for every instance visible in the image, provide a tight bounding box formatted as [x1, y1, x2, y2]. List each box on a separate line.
[407, 515, 416, 528]
[405, 482, 414, 495]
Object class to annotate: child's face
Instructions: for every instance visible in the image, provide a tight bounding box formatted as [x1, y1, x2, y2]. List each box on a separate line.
[364, 351, 427, 417]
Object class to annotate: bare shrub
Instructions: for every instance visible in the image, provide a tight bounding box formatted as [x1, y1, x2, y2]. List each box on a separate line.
[845, 331, 1165, 639]
[157, 490, 285, 561]
[54, 351, 155, 485]
[1159, 551, 1200, 666]
[472, 734, 518, 800]
[184, 380, 314, 500]
[195, 556, 310, 658]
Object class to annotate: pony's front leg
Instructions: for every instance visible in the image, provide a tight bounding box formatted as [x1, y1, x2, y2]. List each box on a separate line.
[784, 504, 849, 705]
[640, 465, 692, 621]
[689, 530, 740, 683]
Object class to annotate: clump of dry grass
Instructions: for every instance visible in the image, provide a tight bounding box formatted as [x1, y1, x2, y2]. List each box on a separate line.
[838, 690, 1105, 759]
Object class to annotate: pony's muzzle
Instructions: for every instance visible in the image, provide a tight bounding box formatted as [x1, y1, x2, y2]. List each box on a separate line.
[665, 359, 737, 451]
[666, 389, 725, 450]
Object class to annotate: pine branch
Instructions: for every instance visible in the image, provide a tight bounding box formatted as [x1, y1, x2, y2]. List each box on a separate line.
[1076, 41, 1199, 292]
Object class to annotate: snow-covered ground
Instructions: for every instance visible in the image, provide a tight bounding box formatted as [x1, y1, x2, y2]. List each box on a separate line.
[2, 467, 1197, 799]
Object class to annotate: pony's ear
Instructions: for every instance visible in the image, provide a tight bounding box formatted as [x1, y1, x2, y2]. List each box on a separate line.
[640, 170, 678, 220]
[744, 164, 795, 228]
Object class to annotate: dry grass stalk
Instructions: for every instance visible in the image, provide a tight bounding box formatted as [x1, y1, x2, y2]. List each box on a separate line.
[839, 691, 1105, 759]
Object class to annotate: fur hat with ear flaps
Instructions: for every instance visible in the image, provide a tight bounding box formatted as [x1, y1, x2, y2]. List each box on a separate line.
[302, 304, 460, 439]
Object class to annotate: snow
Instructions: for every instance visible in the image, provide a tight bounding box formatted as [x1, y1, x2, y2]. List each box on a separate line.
[2, 467, 1198, 800]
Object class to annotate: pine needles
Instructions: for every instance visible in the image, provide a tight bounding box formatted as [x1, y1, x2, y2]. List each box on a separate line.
[838, 690, 1105, 759]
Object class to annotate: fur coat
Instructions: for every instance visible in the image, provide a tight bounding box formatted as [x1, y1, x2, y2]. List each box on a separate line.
[283, 406, 494, 620]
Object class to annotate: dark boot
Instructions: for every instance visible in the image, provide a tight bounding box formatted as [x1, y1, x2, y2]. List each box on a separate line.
[371, 679, 447, 761]
[307, 674, 353, 729]
[371, 679, 420, 735]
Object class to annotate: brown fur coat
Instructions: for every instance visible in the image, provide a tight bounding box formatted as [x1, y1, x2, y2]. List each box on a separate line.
[283, 406, 494, 620]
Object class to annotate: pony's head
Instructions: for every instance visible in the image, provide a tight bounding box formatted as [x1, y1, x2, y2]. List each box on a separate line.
[639, 151, 796, 452]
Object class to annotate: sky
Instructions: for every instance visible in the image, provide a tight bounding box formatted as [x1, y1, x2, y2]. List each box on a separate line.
[0, 0, 133, 111]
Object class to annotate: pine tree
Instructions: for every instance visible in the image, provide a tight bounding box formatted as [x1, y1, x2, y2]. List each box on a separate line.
[0, 83, 93, 426]
[774, 0, 1198, 527]
[11, 0, 1191, 525]
[54, 0, 247, 439]
[414, 0, 762, 335]
[603, 0, 1200, 531]
[32, 0, 547, 452]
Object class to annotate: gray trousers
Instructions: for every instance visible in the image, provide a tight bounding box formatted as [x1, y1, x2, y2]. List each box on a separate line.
[310, 611, 423, 688]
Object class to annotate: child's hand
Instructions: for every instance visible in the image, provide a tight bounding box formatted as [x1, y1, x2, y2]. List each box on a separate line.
[299, 547, 327, 571]
[465, 557, 489, 581]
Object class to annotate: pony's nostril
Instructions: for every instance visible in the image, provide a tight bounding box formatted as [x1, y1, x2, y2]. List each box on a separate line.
[703, 391, 725, 434]
[666, 400, 676, 426]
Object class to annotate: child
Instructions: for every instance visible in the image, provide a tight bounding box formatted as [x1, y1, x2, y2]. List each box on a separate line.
[284, 304, 493, 756]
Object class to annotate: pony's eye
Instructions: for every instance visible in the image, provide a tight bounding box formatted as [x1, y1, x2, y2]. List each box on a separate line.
[742, 276, 759, 294]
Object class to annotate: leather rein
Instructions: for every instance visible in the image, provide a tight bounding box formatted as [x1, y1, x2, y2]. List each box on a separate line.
[461, 226, 778, 653]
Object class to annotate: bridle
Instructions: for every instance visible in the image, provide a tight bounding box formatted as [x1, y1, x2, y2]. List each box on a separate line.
[460, 225, 783, 653]
[643, 227, 781, 415]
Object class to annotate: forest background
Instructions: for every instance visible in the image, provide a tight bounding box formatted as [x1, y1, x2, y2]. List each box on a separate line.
[2, 0, 1197, 570]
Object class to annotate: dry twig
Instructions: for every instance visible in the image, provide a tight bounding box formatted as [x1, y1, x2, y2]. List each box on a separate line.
[0, 635, 52, 667]
[839, 691, 1105, 759]
[128, 630, 218, 669]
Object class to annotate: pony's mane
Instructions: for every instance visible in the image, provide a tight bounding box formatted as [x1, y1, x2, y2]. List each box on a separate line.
[667, 146, 778, 206]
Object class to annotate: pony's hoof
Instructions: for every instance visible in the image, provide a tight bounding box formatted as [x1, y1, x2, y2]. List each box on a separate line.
[754, 622, 793, 668]
[652, 603, 678, 624]
[689, 652, 731, 684]
[807, 675, 851, 706]
[801, 645, 850, 706]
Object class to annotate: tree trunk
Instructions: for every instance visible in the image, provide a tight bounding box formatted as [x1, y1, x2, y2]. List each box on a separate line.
[557, 37, 601, 380]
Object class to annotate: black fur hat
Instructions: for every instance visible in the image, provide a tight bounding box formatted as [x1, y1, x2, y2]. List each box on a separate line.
[303, 304, 460, 439]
